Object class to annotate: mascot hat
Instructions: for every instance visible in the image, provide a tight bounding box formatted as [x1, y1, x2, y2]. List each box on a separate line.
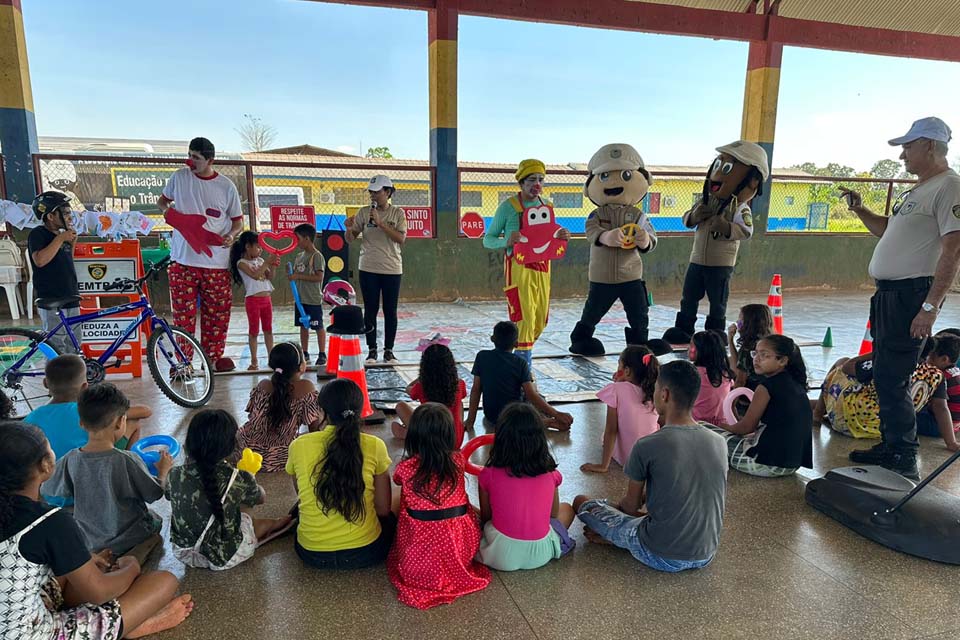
[515, 159, 546, 182]
[715, 141, 769, 182]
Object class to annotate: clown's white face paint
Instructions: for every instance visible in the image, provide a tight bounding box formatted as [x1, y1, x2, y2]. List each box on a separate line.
[520, 174, 545, 200]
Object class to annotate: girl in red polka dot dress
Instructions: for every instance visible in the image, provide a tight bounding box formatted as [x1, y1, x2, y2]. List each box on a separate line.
[387, 404, 491, 609]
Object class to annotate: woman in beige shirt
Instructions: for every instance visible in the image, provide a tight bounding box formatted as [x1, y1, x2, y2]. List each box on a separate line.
[345, 174, 408, 365]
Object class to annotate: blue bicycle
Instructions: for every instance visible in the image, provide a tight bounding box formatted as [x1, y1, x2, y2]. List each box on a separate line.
[0, 256, 214, 414]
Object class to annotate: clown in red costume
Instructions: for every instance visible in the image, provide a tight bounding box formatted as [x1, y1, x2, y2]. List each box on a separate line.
[158, 137, 243, 372]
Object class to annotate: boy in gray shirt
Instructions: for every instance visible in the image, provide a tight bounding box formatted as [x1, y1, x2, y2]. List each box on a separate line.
[574, 360, 728, 571]
[43, 383, 173, 561]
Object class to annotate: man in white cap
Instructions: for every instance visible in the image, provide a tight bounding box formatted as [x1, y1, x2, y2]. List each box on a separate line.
[843, 117, 960, 480]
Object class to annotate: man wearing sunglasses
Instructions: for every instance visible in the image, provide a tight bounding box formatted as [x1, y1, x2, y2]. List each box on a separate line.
[158, 137, 244, 372]
[840, 117, 960, 480]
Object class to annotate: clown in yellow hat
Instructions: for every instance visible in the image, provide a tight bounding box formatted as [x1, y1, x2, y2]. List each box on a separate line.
[481, 159, 571, 367]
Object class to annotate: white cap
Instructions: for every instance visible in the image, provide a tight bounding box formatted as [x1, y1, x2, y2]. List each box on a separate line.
[367, 174, 394, 191]
[587, 143, 646, 175]
[888, 117, 952, 146]
[715, 140, 770, 182]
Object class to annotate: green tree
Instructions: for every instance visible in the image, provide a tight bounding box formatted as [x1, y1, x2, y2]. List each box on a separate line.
[869, 159, 902, 179]
[365, 146, 394, 159]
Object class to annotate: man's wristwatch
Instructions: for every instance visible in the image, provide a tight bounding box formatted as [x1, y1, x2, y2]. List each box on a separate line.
[921, 302, 938, 314]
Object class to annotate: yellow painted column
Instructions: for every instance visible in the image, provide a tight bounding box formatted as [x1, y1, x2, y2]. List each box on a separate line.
[0, 0, 39, 202]
[429, 0, 457, 238]
[741, 40, 781, 234]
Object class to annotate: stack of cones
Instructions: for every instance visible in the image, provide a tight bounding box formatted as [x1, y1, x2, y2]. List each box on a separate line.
[859, 320, 873, 355]
[767, 274, 783, 335]
[337, 334, 375, 418]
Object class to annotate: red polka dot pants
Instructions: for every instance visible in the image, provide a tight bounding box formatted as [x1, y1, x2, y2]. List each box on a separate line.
[168, 262, 233, 361]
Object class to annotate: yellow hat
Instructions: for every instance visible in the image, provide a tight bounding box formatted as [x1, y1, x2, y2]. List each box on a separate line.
[515, 159, 546, 182]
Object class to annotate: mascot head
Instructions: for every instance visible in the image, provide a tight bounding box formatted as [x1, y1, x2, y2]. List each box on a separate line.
[703, 141, 770, 208]
[585, 144, 651, 207]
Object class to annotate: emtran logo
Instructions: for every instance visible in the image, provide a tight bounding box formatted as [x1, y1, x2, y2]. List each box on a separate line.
[87, 264, 107, 280]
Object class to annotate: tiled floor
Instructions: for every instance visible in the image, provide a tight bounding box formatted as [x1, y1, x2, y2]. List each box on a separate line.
[13, 291, 960, 640]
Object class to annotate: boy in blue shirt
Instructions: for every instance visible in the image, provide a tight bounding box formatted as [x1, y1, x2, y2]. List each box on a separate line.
[25, 354, 150, 458]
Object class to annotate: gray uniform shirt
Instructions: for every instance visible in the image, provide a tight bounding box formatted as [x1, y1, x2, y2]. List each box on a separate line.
[42, 448, 163, 554]
[868, 169, 960, 281]
[624, 424, 729, 561]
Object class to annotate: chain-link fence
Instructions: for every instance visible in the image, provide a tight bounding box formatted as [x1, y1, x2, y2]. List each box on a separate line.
[33, 155, 253, 233]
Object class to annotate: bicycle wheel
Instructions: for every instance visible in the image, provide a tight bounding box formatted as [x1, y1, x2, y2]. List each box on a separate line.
[0, 329, 60, 416]
[146, 326, 214, 408]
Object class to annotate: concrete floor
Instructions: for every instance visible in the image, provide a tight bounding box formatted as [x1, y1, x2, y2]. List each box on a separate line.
[12, 291, 960, 639]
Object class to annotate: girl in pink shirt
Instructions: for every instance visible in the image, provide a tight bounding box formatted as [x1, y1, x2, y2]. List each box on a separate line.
[581, 346, 659, 473]
[477, 404, 575, 571]
[690, 331, 734, 426]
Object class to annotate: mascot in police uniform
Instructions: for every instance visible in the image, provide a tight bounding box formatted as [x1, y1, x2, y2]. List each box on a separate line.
[568, 143, 671, 357]
[661, 141, 770, 345]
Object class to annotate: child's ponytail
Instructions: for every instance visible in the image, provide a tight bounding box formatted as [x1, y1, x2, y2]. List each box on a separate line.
[692, 330, 734, 387]
[763, 334, 808, 389]
[267, 343, 302, 425]
[620, 345, 659, 404]
[184, 410, 239, 525]
[0, 422, 49, 530]
[313, 379, 366, 523]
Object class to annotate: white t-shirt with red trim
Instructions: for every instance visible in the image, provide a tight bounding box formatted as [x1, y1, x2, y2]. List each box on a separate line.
[162, 167, 242, 269]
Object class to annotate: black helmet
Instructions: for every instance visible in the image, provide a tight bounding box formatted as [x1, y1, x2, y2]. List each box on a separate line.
[32, 191, 71, 220]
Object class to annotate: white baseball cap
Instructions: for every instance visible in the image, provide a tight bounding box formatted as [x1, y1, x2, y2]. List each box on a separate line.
[367, 174, 394, 191]
[888, 117, 952, 146]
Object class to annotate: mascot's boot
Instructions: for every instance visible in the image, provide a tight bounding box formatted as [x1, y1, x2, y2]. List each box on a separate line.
[704, 315, 727, 335]
[661, 312, 695, 345]
[569, 322, 605, 357]
[626, 327, 673, 357]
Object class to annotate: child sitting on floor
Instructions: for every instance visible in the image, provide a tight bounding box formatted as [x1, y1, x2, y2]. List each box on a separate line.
[581, 346, 659, 474]
[237, 342, 322, 472]
[711, 334, 812, 477]
[917, 335, 960, 451]
[286, 379, 395, 570]
[575, 360, 728, 573]
[393, 343, 467, 445]
[26, 355, 150, 459]
[727, 304, 773, 389]
[387, 403, 490, 609]
[43, 383, 171, 561]
[0, 421, 193, 639]
[690, 330, 734, 425]
[477, 403, 575, 571]
[465, 321, 573, 432]
[166, 409, 294, 570]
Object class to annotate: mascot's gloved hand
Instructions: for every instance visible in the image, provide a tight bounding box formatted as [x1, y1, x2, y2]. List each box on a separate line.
[163, 208, 215, 257]
[599, 228, 626, 248]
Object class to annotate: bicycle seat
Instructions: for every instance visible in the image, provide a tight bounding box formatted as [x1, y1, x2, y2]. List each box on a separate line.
[36, 296, 82, 311]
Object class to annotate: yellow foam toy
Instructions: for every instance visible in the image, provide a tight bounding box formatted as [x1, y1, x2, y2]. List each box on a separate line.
[237, 448, 263, 475]
[620, 223, 640, 250]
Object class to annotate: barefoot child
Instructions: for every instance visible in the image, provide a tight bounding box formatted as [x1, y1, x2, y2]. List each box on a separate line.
[166, 410, 294, 570]
[392, 343, 468, 445]
[581, 346, 659, 473]
[387, 403, 490, 609]
[43, 384, 170, 562]
[230, 231, 279, 371]
[237, 343, 322, 472]
[575, 361, 728, 572]
[0, 421, 193, 639]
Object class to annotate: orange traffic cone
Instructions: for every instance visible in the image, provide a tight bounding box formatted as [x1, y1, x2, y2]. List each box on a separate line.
[336, 334, 385, 424]
[767, 274, 783, 335]
[859, 320, 873, 355]
[324, 334, 341, 378]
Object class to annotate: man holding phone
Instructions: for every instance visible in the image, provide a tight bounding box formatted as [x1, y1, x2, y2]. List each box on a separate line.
[841, 117, 960, 479]
[158, 137, 244, 372]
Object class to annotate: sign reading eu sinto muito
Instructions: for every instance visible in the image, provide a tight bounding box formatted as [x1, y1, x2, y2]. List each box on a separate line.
[110, 167, 177, 209]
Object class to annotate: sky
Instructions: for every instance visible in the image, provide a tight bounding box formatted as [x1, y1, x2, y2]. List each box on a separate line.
[20, 0, 960, 172]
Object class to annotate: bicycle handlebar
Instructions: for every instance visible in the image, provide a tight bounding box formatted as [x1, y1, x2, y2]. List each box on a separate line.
[102, 256, 172, 292]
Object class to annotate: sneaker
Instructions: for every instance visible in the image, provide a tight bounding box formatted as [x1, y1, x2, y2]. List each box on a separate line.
[383, 349, 399, 364]
[365, 350, 378, 366]
[881, 450, 920, 481]
[316, 353, 327, 367]
[849, 443, 887, 464]
[214, 357, 236, 373]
